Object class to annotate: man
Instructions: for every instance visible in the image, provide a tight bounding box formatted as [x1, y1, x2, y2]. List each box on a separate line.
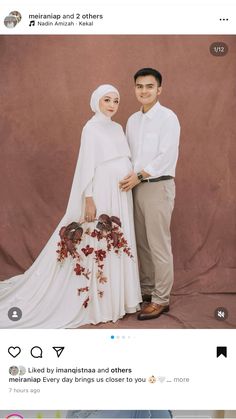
[120, 68, 180, 321]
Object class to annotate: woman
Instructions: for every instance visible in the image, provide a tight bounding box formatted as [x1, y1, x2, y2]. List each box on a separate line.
[0, 84, 142, 328]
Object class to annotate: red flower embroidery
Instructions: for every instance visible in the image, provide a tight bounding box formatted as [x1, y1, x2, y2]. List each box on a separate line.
[74, 263, 85, 276]
[83, 297, 90, 308]
[83, 269, 91, 280]
[95, 249, 106, 262]
[78, 286, 89, 296]
[82, 245, 94, 256]
[57, 214, 133, 308]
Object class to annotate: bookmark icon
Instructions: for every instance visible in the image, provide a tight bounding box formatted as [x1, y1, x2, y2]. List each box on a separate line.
[216, 346, 227, 358]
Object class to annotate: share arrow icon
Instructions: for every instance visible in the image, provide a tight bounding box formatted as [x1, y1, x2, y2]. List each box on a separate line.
[53, 346, 65, 358]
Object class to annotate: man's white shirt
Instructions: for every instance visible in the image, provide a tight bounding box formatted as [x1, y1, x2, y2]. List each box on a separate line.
[126, 101, 180, 178]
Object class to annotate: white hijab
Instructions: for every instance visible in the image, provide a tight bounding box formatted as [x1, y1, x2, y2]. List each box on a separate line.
[64, 84, 130, 222]
[90, 84, 120, 114]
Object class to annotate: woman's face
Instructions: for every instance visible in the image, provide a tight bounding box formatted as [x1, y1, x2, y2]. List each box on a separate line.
[99, 92, 119, 117]
[9, 366, 19, 375]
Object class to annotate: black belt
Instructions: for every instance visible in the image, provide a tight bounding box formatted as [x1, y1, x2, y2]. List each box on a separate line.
[141, 175, 174, 183]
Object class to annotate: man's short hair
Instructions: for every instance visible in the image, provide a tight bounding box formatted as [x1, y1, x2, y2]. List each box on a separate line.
[134, 68, 162, 86]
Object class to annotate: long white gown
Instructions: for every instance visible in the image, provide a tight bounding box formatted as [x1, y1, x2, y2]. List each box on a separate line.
[0, 112, 142, 328]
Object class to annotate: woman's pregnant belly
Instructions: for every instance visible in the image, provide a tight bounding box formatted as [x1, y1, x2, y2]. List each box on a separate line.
[92, 157, 133, 215]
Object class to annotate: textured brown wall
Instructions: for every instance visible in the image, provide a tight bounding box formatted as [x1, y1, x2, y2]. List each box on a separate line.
[1, 35, 235, 293]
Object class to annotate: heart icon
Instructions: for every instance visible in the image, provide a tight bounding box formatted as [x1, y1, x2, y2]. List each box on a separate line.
[158, 376, 166, 383]
[8, 346, 21, 358]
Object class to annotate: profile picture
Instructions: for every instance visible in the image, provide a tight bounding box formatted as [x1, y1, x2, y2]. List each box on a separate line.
[19, 365, 26, 375]
[9, 366, 19, 376]
[4, 11, 22, 28]
[9, 11, 22, 23]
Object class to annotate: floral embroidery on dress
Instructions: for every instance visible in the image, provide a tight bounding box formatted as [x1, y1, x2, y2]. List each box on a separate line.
[57, 214, 133, 307]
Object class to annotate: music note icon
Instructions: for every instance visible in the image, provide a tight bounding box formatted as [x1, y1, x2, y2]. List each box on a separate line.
[29, 20, 35, 26]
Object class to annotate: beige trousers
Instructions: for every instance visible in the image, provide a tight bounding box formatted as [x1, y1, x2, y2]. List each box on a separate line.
[133, 179, 175, 305]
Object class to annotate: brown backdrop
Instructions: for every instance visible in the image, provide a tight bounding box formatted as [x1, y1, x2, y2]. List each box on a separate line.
[0, 35, 235, 328]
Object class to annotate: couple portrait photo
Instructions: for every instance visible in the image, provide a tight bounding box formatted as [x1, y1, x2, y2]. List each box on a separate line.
[0, 35, 235, 329]
[0, 65, 179, 328]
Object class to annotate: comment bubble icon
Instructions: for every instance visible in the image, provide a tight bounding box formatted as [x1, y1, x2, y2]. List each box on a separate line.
[30, 346, 43, 358]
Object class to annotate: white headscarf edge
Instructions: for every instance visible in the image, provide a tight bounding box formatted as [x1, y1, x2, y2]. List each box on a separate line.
[90, 84, 120, 113]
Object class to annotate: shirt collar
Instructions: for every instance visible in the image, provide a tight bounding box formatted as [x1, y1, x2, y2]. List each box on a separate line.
[140, 101, 161, 119]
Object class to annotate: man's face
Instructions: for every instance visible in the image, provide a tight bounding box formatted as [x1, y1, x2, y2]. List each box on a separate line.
[135, 75, 162, 109]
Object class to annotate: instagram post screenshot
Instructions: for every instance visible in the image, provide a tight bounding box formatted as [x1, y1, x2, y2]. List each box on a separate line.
[0, 0, 235, 415]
